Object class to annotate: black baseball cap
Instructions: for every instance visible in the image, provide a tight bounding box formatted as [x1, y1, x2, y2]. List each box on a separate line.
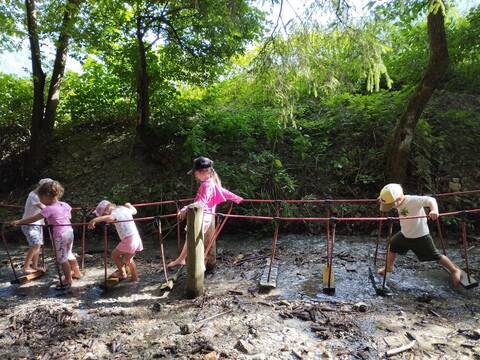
[187, 156, 213, 175]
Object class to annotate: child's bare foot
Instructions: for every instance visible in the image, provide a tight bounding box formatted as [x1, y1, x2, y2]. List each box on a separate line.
[23, 267, 36, 274]
[110, 270, 127, 280]
[451, 268, 462, 287]
[167, 260, 185, 269]
[377, 267, 393, 276]
[33, 266, 47, 272]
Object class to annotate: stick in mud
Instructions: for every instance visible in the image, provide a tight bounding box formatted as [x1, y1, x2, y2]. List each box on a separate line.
[386, 340, 416, 357]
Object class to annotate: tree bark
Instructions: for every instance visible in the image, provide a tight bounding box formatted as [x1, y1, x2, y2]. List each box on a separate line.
[135, 15, 150, 132]
[25, 0, 46, 173]
[385, 4, 449, 183]
[43, 0, 82, 135]
[25, 0, 81, 175]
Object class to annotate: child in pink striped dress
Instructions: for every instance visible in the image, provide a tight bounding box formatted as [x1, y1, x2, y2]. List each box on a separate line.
[12, 180, 81, 289]
[167, 157, 243, 268]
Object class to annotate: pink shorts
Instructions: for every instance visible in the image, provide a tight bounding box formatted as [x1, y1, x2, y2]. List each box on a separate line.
[184, 213, 214, 234]
[116, 234, 143, 255]
[203, 213, 214, 234]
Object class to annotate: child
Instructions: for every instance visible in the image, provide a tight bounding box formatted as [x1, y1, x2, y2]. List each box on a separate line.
[12, 180, 81, 289]
[19, 178, 52, 274]
[167, 156, 243, 268]
[378, 183, 462, 287]
[88, 201, 142, 281]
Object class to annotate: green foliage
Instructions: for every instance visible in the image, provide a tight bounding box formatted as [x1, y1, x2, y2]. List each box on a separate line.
[58, 59, 135, 124]
[0, 73, 32, 127]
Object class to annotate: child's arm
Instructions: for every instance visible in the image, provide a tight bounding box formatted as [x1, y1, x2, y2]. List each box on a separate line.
[221, 188, 243, 204]
[124, 202, 137, 215]
[88, 215, 116, 229]
[426, 196, 439, 220]
[34, 202, 46, 210]
[11, 213, 44, 227]
[179, 183, 214, 220]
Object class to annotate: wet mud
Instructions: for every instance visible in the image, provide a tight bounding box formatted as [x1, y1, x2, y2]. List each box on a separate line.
[0, 232, 479, 359]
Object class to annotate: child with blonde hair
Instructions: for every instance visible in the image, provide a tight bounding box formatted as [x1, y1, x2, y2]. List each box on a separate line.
[378, 183, 462, 286]
[12, 180, 81, 289]
[88, 201, 142, 281]
[167, 157, 243, 268]
[19, 178, 52, 274]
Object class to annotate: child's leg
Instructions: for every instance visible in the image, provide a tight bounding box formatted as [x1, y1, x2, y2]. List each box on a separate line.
[167, 237, 187, 268]
[124, 253, 138, 281]
[22, 226, 43, 272]
[61, 261, 73, 284]
[111, 249, 128, 278]
[438, 255, 462, 287]
[378, 232, 408, 275]
[31, 250, 40, 270]
[378, 251, 396, 275]
[69, 259, 82, 279]
[23, 245, 40, 273]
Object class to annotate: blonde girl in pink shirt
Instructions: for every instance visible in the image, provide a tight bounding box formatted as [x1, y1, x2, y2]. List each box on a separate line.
[88, 201, 143, 281]
[12, 181, 81, 289]
[167, 157, 243, 268]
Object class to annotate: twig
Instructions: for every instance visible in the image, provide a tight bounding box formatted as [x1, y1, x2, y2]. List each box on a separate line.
[386, 340, 416, 358]
[197, 309, 233, 325]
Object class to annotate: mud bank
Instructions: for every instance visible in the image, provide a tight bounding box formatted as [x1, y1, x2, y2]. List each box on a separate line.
[0, 233, 479, 359]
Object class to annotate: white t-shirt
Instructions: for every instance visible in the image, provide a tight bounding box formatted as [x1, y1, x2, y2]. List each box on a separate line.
[111, 206, 139, 240]
[396, 195, 433, 238]
[22, 191, 45, 225]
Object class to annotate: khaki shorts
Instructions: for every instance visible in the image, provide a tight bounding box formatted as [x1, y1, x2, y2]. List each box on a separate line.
[389, 232, 442, 262]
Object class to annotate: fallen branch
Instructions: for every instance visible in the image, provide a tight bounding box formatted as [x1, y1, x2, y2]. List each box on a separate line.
[386, 340, 416, 358]
[197, 309, 233, 325]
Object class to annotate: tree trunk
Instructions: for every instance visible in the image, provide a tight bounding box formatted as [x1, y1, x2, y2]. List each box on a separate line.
[25, 0, 46, 174]
[135, 15, 150, 132]
[385, 4, 449, 183]
[43, 0, 82, 135]
[25, 0, 81, 175]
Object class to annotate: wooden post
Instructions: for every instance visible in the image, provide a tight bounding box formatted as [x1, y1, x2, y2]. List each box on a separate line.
[205, 216, 216, 272]
[185, 204, 205, 298]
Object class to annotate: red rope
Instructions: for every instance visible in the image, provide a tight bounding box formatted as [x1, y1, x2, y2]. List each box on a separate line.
[267, 202, 282, 282]
[373, 215, 383, 266]
[47, 225, 64, 287]
[1, 188, 479, 213]
[436, 218, 447, 256]
[1, 224, 18, 281]
[103, 225, 108, 288]
[460, 221, 472, 283]
[382, 221, 394, 291]
[132, 198, 194, 208]
[204, 205, 233, 257]
[157, 220, 169, 284]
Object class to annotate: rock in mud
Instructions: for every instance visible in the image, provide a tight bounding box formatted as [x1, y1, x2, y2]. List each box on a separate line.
[203, 351, 218, 360]
[180, 323, 194, 335]
[353, 302, 368, 312]
[235, 339, 255, 354]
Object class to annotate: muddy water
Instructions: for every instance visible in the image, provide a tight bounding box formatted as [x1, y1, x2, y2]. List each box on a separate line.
[0, 231, 479, 359]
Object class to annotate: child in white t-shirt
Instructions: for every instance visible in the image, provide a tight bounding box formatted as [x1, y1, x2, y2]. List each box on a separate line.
[20, 178, 52, 274]
[378, 183, 462, 287]
[88, 201, 143, 281]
